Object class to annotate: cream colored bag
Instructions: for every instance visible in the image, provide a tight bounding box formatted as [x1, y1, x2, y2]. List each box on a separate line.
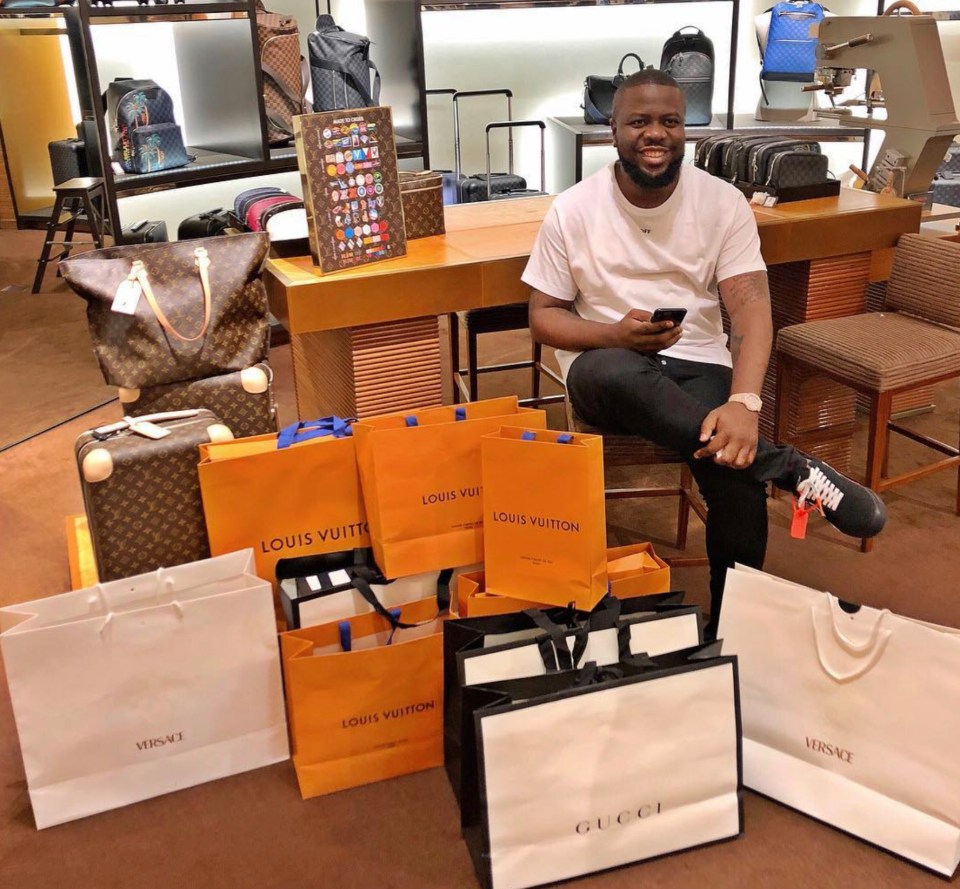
[720, 565, 960, 875]
[0, 550, 289, 829]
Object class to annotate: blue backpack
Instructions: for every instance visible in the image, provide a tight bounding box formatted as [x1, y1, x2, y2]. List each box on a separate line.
[760, 1, 826, 83]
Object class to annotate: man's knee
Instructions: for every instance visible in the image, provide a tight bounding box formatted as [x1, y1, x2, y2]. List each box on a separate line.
[568, 349, 656, 406]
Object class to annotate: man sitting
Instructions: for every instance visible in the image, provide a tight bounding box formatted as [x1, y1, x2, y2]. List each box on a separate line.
[523, 68, 885, 638]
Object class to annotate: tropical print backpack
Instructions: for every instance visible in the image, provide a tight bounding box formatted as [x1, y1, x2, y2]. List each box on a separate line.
[106, 78, 191, 175]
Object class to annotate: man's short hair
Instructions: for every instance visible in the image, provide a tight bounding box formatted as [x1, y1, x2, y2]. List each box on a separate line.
[617, 68, 682, 95]
[612, 69, 685, 119]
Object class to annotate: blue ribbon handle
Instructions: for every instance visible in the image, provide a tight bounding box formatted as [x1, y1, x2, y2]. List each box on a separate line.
[338, 621, 352, 652]
[277, 416, 353, 449]
[520, 431, 573, 443]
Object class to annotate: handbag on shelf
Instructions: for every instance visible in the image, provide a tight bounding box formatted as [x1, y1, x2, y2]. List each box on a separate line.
[660, 27, 715, 126]
[60, 232, 270, 389]
[582, 52, 647, 125]
[255, 0, 308, 146]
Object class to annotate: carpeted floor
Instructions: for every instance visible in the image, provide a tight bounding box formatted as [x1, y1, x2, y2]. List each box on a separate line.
[1, 227, 959, 889]
[0, 232, 115, 451]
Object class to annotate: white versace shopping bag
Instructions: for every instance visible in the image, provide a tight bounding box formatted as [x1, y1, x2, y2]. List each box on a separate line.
[719, 565, 960, 876]
[464, 649, 742, 889]
[0, 549, 289, 829]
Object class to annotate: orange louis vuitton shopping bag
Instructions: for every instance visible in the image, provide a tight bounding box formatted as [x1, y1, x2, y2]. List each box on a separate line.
[280, 595, 446, 799]
[481, 427, 607, 611]
[353, 397, 547, 578]
[198, 418, 369, 588]
[456, 543, 671, 617]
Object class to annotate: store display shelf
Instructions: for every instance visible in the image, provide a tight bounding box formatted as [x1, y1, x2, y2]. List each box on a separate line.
[84, 0, 249, 21]
[421, 0, 730, 9]
[113, 148, 267, 195]
[551, 114, 870, 147]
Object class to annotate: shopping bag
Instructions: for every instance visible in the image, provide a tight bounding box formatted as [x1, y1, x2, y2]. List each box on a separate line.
[276, 548, 453, 629]
[198, 417, 369, 589]
[352, 397, 547, 578]
[463, 645, 742, 889]
[481, 426, 607, 610]
[443, 595, 702, 810]
[456, 543, 671, 617]
[719, 565, 960, 876]
[0, 550, 289, 829]
[281, 594, 446, 799]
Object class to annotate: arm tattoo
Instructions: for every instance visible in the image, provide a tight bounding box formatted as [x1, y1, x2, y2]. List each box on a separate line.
[730, 332, 744, 363]
[719, 270, 771, 318]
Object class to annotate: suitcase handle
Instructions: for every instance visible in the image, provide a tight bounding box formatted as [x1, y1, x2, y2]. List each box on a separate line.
[425, 88, 457, 96]
[452, 88, 514, 176]
[485, 119, 547, 197]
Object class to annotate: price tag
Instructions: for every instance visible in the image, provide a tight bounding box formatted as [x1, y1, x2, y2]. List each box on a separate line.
[112, 279, 142, 315]
[127, 419, 170, 440]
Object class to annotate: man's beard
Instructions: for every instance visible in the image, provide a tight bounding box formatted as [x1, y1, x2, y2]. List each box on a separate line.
[618, 149, 683, 189]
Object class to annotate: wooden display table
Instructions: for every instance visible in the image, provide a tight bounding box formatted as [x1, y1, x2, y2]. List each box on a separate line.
[265, 190, 921, 472]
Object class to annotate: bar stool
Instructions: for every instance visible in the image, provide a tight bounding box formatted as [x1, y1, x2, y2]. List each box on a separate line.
[32, 177, 108, 294]
[448, 305, 565, 407]
[565, 395, 709, 567]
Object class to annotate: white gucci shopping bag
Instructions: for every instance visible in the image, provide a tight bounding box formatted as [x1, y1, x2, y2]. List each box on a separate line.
[0, 550, 289, 829]
[464, 650, 742, 889]
[443, 596, 703, 809]
[719, 565, 960, 876]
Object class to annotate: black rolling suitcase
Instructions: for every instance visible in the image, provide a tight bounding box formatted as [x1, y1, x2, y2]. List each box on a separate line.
[479, 119, 547, 202]
[453, 88, 528, 203]
[121, 219, 169, 243]
[178, 208, 232, 240]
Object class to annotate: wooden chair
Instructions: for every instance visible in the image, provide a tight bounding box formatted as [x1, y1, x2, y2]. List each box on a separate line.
[32, 177, 107, 294]
[449, 304, 565, 407]
[565, 396, 708, 568]
[776, 232, 960, 553]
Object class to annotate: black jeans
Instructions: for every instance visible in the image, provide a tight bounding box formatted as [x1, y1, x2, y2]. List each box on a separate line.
[567, 348, 803, 639]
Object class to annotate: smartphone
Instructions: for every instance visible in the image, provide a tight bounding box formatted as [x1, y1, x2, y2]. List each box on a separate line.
[649, 307, 687, 326]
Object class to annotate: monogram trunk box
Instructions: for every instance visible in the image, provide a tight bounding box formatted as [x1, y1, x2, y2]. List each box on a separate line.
[399, 171, 445, 239]
[118, 363, 278, 439]
[76, 409, 234, 582]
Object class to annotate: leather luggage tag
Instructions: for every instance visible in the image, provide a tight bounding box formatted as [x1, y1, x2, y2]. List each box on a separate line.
[111, 278, 142, 315]
[125, 418, 171, 440]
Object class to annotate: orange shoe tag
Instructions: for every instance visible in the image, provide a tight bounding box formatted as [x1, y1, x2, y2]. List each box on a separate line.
[791, 497, 814, 539]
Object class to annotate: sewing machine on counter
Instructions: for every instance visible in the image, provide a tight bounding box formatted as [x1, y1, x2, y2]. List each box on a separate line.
[805, 12, 960, 198]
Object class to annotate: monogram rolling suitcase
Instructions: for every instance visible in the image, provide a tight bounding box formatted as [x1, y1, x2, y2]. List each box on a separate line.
[118, 363, 278, 439]
[76, 409, 234, 582]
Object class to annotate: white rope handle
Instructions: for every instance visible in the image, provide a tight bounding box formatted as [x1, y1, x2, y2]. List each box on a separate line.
[94, 570, 182, 636]
[811, 596, 892, 683]
[133, 246, 212, 343]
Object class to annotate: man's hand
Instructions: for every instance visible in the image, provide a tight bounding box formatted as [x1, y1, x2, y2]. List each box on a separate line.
[611, 309, 683, 353]
[693, 402, 760, 468]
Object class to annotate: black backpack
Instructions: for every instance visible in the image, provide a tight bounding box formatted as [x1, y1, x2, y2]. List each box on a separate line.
[659, 28, 715, 126]
[105, 78, 190, 174]
[308, 14, 381, 112]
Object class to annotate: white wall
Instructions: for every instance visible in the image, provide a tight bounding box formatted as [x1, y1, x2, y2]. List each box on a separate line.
[419, 0, 947, 191]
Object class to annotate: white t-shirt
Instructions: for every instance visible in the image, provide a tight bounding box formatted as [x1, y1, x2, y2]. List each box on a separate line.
[521, 162, 766, 378]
